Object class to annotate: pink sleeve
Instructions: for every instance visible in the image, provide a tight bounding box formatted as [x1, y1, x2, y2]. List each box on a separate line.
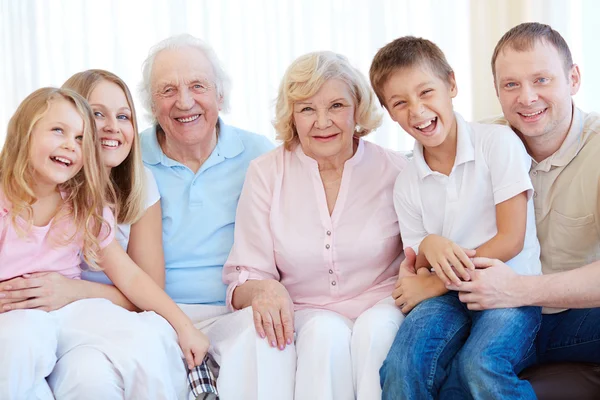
[223, 159, 280, 310]
[98, 206, 115, 248]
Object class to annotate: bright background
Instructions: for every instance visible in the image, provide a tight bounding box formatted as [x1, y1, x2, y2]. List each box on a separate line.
[2, 0, 599, 151]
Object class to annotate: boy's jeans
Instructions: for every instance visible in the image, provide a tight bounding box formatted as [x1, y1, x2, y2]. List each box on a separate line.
[380, 291, 541, 400]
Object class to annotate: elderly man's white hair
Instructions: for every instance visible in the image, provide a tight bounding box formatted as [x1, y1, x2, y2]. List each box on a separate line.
[139, 34, 232, 123]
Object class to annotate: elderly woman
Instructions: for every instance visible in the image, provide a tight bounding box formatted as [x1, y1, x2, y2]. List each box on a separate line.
[223, 51, 407, 400]
[138, 34, 299, 400]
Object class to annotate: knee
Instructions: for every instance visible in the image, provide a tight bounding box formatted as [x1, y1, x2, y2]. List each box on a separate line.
[299, 312, 352, 347]
[353, 305, 403, 343]
[49, 347, 123, 398]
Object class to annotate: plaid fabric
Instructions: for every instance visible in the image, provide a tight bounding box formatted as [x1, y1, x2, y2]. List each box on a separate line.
[188, 354, 220, 400]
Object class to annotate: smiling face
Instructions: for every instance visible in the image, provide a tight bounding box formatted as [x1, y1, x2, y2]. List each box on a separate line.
[28, 98, 84, 189]
[150, 46, 223, 148]
[292, 79, 357, 162]
[494, 40, 580, 143]
[88, 79, 135, 170]
[382, 65, 457, 149]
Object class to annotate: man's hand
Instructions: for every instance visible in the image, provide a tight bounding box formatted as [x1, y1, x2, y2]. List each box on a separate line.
[447, 257, 524, 310]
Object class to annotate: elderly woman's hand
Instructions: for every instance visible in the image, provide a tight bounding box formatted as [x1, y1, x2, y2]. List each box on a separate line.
[251, 279, 295, 350]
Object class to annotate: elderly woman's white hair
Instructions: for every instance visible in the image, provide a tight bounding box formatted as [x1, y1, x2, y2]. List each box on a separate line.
[139, 34, 232, 123]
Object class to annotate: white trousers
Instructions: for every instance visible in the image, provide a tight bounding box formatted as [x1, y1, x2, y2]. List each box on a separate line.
[0, 298, 187, 400]
[180, 304, 296, 400]
[39, 300, 295, 400]
[294, 297, 404, 400]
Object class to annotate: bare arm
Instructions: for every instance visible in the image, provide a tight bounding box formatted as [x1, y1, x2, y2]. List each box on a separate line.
[475, 192, 527, 261]
[518, 260, 600, 308]
[59, 201, 166, 312]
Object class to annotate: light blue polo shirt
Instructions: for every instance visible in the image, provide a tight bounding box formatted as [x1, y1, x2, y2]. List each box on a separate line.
[140, 119, 274, 304]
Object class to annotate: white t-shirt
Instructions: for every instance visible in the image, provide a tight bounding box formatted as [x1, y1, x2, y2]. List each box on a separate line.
[81, 166, 161, 284]
[394, 112, 541, 276]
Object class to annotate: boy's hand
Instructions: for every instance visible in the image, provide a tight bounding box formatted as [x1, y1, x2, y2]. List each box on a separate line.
[178, 326, 210, 369]
[393, 271, 448, 314]
[419, 235, 476, 286]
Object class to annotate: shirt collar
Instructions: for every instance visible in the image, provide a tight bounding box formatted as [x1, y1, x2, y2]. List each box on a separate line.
[413, 112, 475, 180]
[141, 118, 244, 167]
[533, 104, 584, 171]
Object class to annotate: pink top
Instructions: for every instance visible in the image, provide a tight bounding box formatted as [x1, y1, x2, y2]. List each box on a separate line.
[223, 140, 407, 319]
[0, 192, 114, 281]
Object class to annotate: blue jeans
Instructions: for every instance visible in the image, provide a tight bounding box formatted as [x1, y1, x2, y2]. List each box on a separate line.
[380, 292, 541, 400]
[517, 307, 600, 370]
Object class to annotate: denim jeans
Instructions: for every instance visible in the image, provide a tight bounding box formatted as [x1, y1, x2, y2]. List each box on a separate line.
[517, 307, 600, 370]
[380, 292, 541, 400]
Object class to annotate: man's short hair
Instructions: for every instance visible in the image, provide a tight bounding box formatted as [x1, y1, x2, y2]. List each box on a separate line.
[491, 22, 573, 79]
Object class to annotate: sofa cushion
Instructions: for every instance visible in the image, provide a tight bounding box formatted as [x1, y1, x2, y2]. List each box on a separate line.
[520, 362, 600, 400]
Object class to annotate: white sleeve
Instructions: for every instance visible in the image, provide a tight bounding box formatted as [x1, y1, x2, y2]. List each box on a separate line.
[482, 126, 534, 204]
[143, 166, 160, 210]
[393, 172, 428, 254]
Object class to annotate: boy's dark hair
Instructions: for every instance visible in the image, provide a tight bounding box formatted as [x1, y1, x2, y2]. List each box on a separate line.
[370, 36, 454, 108]
[491, 22, 573, 80]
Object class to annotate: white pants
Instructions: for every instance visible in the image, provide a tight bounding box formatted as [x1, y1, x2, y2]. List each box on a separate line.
[0, 298, 187, 400]
[179, 304, 296, 400]
[294, 297, 404, 400]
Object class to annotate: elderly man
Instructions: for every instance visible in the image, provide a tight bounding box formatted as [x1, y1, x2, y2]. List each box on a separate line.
[138, 34, 293, 400]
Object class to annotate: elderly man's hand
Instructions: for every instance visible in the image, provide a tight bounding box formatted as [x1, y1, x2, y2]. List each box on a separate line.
[251, 279, 295, 350]
[447, 257, 523, 310]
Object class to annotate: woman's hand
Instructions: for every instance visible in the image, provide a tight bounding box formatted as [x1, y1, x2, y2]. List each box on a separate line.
[0, 272, 79, 312]
[419, 235, 476, 286]
[177, 326, 210, 369]
[251, 279, 295, 350]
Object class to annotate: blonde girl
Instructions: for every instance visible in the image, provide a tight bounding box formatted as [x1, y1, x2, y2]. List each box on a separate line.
[0, 88, 207, 400]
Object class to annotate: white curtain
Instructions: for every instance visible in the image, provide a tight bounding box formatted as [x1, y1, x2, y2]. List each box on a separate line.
[1, 0, 599, 151]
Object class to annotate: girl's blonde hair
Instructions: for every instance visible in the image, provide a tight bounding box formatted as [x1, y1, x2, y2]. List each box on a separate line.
[274, 51, 383, 150]
[63, 70, 145, 225]
[0, 87, 112, 267]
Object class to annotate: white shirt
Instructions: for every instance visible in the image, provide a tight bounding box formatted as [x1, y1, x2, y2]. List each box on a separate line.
[81, 166, 161, 284]
[394, 113, 541, 276]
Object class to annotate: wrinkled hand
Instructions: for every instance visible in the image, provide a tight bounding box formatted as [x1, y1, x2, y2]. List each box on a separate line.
[447, 257, 520, 310]
[178, 326, 210, 369]
[419, 235, 476, 286]
[0, 272, 77, 312]
[251, 279, 294, 350]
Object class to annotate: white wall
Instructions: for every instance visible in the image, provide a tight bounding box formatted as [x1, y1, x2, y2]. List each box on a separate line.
[1, 0, 598, 151]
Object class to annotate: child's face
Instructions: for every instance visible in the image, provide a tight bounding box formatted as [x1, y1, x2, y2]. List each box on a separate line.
[382, 65, 457, 149]
[29, 98, 84, 188]
[88, 80, 135, 170]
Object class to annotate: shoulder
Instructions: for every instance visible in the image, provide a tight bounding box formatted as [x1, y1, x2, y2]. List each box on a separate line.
[222, 122, 275, 158]
[361, 140, 409, 172]
[394, 158, 419, 198]
[478, 114, 511, 127]
[247, 145, 286, 177]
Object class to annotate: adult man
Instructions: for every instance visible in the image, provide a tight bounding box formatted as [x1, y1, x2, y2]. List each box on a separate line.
[451, 22, 600, 368]
[139, 34, 295, 399]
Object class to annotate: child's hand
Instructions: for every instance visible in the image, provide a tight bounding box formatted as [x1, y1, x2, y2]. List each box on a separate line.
[419, 235, 476, 286]
[178, 326, 210, 369]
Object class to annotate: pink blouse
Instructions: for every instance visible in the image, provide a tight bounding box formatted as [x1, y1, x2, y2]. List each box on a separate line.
[223, 139, 407, 319]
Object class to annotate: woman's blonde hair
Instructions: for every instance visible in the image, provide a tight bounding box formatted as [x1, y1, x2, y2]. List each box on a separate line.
[0, 87, 112, 267]
[63, 69, 145, 225]
[274, 51, 382, 150]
